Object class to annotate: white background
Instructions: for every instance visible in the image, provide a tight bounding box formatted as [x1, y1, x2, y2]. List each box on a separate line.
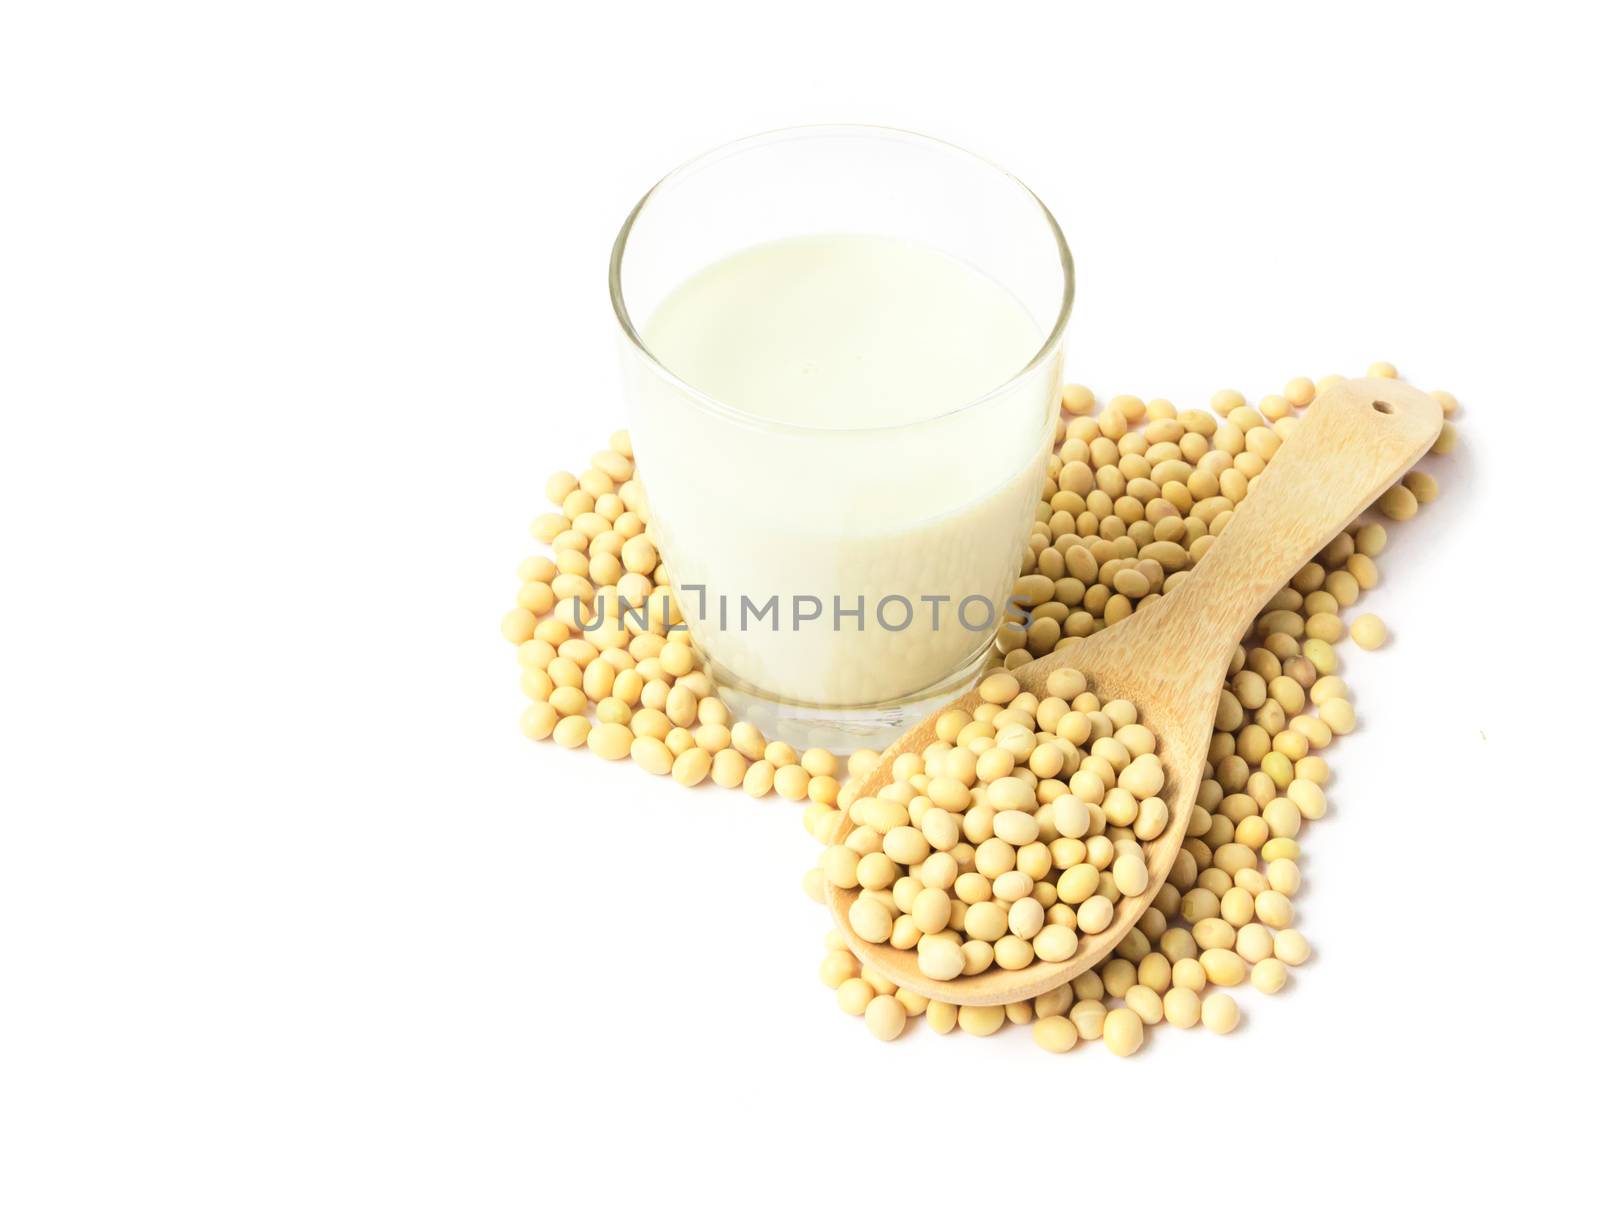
[2, 2, 1595, 1212]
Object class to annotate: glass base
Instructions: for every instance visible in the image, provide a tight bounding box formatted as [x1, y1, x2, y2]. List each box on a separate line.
[712, 649, 993, 755]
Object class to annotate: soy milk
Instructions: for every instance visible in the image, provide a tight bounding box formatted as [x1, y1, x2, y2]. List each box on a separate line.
[626, 234, 1058, 707]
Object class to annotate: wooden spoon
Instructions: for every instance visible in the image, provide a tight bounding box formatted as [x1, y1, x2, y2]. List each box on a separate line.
[827, 378, 1442, 1006]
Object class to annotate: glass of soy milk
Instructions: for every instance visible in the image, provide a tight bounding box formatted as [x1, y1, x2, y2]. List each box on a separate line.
[610, 126, 1073, 749]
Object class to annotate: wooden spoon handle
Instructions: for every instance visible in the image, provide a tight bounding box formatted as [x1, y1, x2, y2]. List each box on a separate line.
[1143, 378, 1442, 667]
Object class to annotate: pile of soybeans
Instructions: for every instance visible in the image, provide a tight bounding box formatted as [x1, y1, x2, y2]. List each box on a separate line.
[501, 363, 1457, 1054]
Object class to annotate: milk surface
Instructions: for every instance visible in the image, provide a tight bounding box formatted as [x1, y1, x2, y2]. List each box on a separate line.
[627, 234, 1058, 706]
[643, 234, 1041, 431]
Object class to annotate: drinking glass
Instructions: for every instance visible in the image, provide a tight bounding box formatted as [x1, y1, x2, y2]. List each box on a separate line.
[610, 125, 1073, 749]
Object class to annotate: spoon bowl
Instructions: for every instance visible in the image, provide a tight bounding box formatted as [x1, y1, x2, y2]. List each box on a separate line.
[828, 379, 1442, 1005]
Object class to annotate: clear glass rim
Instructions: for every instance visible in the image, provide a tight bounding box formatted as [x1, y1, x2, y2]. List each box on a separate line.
[608, 123, 1075, 436]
